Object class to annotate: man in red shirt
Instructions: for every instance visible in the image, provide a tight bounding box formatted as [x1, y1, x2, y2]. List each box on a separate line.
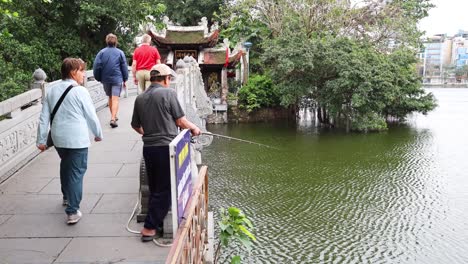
[132, 34, 161, 94]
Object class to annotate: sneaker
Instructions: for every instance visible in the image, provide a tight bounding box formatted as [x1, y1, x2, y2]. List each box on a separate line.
[62, 199, 69, 206]
[67, 210, 82, 224]
[110, 120, 118, 128]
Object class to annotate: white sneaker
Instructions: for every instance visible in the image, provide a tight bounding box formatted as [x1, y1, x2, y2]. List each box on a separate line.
[67, 210, 82, 224]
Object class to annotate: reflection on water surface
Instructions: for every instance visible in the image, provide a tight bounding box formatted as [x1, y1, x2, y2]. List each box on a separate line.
[203, 88, 468, 263]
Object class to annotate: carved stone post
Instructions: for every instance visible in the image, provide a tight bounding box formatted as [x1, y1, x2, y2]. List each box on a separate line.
[32, 68, 47, 99]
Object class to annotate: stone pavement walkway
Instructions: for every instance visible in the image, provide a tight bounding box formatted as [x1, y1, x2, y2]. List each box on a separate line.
[0, 95, 169, 263]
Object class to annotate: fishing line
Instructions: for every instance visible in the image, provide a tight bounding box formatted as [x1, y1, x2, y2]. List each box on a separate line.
[198, 132, 278, 149]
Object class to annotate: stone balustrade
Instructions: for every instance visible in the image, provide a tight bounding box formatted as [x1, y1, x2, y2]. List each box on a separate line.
[0, 89, 43, 183]
[0, 69, 132, 183]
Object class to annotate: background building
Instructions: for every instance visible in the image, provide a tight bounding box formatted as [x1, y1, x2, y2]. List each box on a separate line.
[420, 30, 468, 83]
[420, 34, 446, 83]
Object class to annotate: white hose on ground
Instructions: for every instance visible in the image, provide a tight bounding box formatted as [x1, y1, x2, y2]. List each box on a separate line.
[126, 198, 173, 247]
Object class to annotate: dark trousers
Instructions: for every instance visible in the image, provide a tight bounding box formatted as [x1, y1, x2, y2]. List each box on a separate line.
[56, 147, 88, 215]
[143, 146, 171, 230]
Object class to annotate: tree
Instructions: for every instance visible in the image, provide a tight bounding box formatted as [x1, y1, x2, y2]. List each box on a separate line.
[0, 0, 18, 38]
[263, 29, 436, 131]
[160, 0, 223, 26]
[229, 0, 436, 131]
[237, 74, 280, 112]
[0, 0, 165, 101]
[454, 65, 468, 82]
[215, 1, 270, 74]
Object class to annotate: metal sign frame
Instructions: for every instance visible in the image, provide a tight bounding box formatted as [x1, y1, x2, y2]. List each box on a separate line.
[169, 129, 193, 235]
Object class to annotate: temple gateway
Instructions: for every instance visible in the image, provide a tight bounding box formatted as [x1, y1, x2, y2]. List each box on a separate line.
[144, 17, 248, 123]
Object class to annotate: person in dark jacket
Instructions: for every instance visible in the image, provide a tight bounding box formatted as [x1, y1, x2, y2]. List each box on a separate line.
[131, 64, 201, 241]
[93, 33, 128, 128]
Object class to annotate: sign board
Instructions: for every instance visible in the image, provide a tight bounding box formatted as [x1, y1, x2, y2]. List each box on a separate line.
[169, 129, 193, 234]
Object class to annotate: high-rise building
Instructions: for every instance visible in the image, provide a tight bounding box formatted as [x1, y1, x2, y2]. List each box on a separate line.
[451, 30, 468, 68]
[421, 34, 448, 83]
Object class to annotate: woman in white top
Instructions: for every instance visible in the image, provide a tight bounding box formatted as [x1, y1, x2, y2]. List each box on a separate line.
[37, 58, 103, 224]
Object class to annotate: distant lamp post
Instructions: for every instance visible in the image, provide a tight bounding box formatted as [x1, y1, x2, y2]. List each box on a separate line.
[243, 42, 253, 83]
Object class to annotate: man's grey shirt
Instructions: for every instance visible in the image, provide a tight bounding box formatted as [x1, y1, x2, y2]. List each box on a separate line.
[131, 83, 184, 146]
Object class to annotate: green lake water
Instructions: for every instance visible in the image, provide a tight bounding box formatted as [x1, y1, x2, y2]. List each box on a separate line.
[202, 88, 468, 263]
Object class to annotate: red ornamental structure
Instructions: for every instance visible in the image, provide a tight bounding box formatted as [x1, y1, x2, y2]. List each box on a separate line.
[147, 18, 245, 98]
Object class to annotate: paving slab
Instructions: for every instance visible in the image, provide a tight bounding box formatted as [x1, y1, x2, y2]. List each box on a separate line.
[19, 163, 124, 180]
[0, 96, 172, 263]
[39, 178, 138, 195]
[0, 177, 53, 194]
[0, 215, 12, 225]
[0, 214, 136, 238]
[14, 163, 60, 179]
[132, 140, 144, 152]
[28, 150, 61, 165]
[88, 140, 138, 152]
[116, 163, 140, 178]
[54, 237, 166, 264]
[91, 194, 138, 214]
[0, 238, 71, 264]
[88, 150, 141, 164]
[83, 163, 123, 178]
[0, 194, 100, 214]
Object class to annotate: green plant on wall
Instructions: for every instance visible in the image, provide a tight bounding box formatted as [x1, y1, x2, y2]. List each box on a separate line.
[214, 207, 256, 264]
[237, 74, 280, 112]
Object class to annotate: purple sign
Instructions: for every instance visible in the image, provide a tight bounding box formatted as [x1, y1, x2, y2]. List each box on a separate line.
[173, 130, 192, 225]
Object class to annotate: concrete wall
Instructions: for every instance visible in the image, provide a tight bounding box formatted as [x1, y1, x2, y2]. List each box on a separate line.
[228, 106, 295, 123]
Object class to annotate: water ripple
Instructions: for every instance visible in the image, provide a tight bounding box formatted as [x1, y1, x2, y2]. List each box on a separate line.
[204, 90, 468, 263]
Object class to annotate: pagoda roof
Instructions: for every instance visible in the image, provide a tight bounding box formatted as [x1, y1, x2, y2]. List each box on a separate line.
[149, 27, 219, 48]
[200, 48, 244, 68]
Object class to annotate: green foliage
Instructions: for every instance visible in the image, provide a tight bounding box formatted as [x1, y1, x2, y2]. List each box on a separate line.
[215, 1, 270, 74]
[0, 0, 165, 101]
[215, 207, 256, 264]
[160, 0, 223, 26]
[351, 112, 388, 133]
[252, 0, 437, 131]
[0, 0, 18, 38]
[453, 65, 468, 81]
[262, 29, 319, 107]
[263, 30, 436, 131]
[237, 74, 280, 112]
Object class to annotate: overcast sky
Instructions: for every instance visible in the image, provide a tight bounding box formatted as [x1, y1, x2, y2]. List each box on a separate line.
[418, 0, 468, 36]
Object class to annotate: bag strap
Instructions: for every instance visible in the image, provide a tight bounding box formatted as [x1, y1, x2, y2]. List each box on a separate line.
[50, 84, 74, 123]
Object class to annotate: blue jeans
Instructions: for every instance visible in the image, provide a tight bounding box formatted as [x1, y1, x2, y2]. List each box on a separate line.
[56, 147, 88, 215]
[143, 146, 171, 231]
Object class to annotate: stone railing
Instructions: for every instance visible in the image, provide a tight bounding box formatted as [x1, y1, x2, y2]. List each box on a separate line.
[166, 166, 210, 264]
[174, 56, 213, 150]
[0, 69, 135, 183]
[0, 89, 43, 183]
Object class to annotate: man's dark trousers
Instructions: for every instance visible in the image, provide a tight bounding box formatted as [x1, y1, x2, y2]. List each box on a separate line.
[143, 145, 171, 231]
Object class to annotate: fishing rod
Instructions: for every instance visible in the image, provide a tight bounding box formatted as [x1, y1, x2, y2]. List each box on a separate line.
[198, 132, 277, 149]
